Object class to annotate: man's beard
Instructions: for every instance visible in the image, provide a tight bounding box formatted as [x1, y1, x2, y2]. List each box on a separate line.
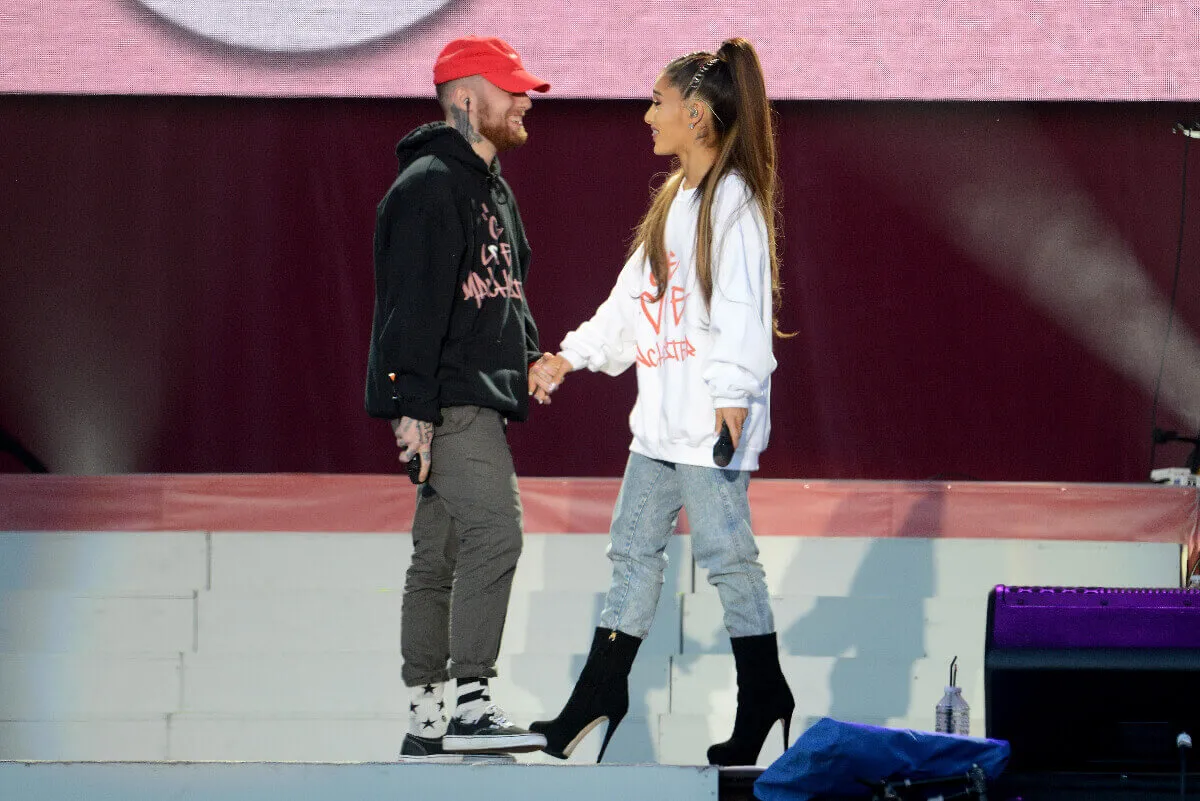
[478, 101, 528, 153]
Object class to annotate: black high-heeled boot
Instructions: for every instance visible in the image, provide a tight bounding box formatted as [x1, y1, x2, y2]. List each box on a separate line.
[528, 627, 641, 762]
[707, 632, 795, 766]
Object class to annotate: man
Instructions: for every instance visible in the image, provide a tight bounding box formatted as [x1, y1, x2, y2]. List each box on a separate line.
[364, 35, 551, 760]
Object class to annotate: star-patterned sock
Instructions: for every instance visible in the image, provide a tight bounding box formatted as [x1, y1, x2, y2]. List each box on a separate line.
[454, 677, 491, 723]
[408, 681, 448, 738]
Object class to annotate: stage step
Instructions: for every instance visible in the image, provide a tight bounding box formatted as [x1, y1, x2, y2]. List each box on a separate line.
[0, 530, 1181, 764]
[0, 761, 719, 801]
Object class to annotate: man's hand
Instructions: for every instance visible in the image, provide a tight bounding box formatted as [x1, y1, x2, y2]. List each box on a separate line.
[529, 352, 573, 404]
[391, 416, 433, 482]
[714, 407, 748, 450]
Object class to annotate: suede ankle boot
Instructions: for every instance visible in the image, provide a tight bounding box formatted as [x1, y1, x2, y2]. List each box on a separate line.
[529, 627, 642, 762]
[707, 631, 795, 766]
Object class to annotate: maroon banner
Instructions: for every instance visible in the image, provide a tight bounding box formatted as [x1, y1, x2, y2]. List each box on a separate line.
[3, 96, 1200, 482]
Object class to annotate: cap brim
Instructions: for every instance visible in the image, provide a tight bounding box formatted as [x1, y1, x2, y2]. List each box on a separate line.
[485, 68, 551, 93]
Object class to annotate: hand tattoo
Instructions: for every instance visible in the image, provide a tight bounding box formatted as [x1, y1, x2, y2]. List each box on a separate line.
[399, 418, 434, 448]
[450, 103, 483, 144]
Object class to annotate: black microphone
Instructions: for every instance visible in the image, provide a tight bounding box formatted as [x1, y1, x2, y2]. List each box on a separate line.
[407, 454, 424, 485]
[1179, 733, 1192, 800]
[713, 422, 735, 467]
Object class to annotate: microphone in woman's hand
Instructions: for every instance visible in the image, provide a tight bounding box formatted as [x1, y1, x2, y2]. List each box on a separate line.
[713, 422, 735, 467]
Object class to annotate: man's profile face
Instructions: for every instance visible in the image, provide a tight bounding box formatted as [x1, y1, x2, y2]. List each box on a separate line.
[474, 79, 533, 153]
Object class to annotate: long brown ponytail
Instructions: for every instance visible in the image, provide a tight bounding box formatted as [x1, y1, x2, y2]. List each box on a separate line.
[628, 38, 786, 335]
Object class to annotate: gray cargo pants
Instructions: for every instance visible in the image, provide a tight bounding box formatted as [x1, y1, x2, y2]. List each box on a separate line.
[400, 405, 524, 686]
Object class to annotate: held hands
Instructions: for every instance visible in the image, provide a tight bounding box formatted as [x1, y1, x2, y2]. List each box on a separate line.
[528, 352, 573, 404]
[391, 416, 433, 482]
[714, 407, 748, 451]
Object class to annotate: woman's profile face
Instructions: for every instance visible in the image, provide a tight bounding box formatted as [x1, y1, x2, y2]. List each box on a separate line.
[644, 72, 690, 157]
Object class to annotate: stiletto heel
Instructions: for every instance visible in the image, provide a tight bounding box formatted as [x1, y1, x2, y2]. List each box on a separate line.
[596, 710, 626, 762]
[707, 632, 795, 766]
[529, 628, 641, 761]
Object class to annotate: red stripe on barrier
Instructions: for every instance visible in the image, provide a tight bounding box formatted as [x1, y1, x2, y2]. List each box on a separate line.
[0, 476, 1196, 563]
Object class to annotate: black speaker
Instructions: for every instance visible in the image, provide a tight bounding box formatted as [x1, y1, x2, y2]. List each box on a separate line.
[986, 585, 1200, 774]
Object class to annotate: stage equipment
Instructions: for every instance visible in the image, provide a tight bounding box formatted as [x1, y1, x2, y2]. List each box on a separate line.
[986, 585, 1200, 773]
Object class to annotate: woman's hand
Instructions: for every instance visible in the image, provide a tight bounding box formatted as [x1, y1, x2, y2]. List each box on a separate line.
[529, 352, 574, 403]
[714, 406, 748, 450]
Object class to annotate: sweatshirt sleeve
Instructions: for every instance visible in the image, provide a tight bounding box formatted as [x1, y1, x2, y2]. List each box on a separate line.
[370, 167, 464, 422]
[524, 304, 543, 367]
[503, 187, 543, 367]
[703, 178, 778, 408]
[519, 233, 542, 366]
[559, 248, 645, 376]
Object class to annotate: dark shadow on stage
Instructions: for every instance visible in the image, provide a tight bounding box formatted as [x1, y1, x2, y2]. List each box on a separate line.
[781, 491, 940, 734]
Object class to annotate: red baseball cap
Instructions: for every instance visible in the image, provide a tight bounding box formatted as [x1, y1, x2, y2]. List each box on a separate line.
[433, 36, 551, 94]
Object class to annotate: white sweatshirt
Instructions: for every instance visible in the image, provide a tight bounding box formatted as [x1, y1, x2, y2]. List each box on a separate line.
[560, 172, 777, 471]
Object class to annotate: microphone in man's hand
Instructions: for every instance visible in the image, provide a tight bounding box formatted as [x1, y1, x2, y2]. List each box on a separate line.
[407, 454, 424, 485]
[387, 370, 426, 485]
[713, 422, 735, 468]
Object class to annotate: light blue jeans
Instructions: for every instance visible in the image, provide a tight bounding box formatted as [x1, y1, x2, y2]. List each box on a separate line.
[599, 452, 775, 639]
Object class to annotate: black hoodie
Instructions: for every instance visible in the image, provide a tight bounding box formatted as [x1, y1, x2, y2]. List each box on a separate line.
[365, 122, 541, 424]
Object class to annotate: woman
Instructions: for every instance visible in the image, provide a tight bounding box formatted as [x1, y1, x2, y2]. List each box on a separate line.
[528, 38, 792, 766]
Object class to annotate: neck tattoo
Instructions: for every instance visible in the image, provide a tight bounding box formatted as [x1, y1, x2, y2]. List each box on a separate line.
[450, 105, 483, 144]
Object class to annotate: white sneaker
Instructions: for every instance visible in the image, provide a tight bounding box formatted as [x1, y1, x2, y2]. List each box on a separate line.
[397, 733, 516, 763]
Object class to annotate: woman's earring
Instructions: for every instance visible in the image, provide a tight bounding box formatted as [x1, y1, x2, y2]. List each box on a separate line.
[689, 122, 696, 129]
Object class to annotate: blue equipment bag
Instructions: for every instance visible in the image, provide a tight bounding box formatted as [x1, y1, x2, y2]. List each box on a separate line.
[754, 717, 1010, 801]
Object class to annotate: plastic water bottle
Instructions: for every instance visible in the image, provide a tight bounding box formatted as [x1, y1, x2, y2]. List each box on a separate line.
[935, 656, 970, 735]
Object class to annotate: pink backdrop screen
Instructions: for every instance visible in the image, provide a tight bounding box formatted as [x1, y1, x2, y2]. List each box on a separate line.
[1, 1, 1197, 100]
